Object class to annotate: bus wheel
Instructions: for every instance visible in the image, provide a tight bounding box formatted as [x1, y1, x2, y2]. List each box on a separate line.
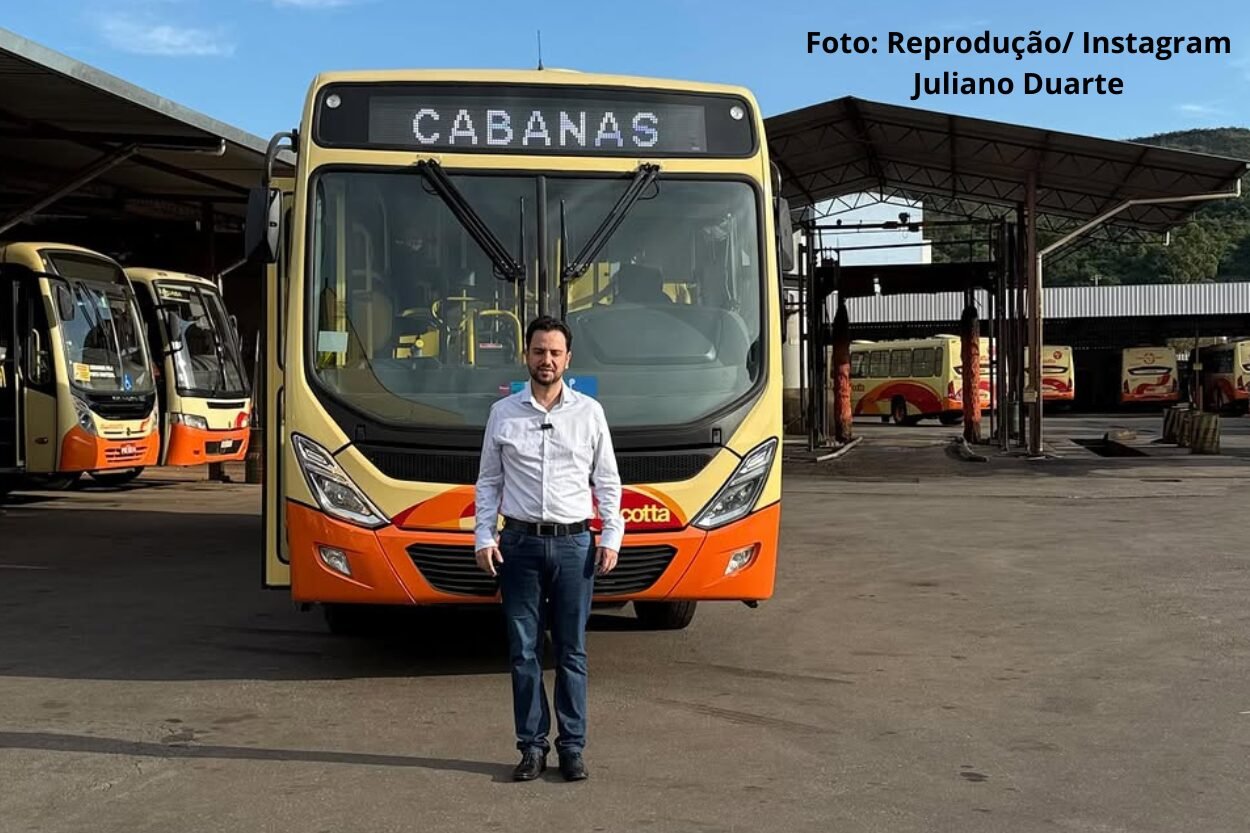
[88, 468, 144, 487]
[634, 600, 697, 630]
[890, 397, 909, 425]
[938, 412, 963, 426]
[323, 603, 379, 637]
[24, 472, 82, 491]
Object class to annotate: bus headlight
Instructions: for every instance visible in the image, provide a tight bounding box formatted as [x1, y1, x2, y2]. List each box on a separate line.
[292, 434, 389, 529]
[692, 438, 777, 530]
[72, 396, 98, 436]
[171, 412, 209, 430]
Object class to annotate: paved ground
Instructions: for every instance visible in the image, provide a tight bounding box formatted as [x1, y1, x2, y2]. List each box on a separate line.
[2, 420, 1249, 832]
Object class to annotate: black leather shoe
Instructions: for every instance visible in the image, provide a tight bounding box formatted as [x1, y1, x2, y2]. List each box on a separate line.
[512, 749, 547, 782]
[558, 752, 588, 781]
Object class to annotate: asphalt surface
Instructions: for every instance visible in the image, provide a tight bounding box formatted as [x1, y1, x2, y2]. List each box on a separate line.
[2, 420, 1249, 832]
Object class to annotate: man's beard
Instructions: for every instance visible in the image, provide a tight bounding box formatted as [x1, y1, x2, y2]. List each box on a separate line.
[528, 365, 561, 386]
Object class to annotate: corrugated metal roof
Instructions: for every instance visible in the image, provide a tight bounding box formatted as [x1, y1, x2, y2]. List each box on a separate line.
[842, 282, 1250, 324]
[766, 96, 1249, 232]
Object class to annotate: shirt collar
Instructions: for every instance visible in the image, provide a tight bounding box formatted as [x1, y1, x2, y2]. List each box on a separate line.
[521, 378, 577, 411]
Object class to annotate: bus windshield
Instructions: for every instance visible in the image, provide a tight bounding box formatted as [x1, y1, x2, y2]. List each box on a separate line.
[156, 282, 249, 397]
[45, 253, 154, 395]
[309, 170, 762, 429]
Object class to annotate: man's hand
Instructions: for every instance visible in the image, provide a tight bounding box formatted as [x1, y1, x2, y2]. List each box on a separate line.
[595, 547, 618, 576]
[475, 545, 503, 576]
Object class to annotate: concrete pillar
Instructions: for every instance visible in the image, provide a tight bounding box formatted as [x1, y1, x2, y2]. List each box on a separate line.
[960, 303, 982, 443]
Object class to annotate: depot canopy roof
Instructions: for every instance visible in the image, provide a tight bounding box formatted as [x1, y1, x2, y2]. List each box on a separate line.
[0, 27, 273, 227]
[765, 96, 1249, 231]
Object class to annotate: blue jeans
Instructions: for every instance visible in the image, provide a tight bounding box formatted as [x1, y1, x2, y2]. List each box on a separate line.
[497, 528, 595, 755]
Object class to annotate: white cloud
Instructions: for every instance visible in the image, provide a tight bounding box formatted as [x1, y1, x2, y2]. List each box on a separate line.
[1175, 103, 1225, 117]
[100, 16, 234, 57]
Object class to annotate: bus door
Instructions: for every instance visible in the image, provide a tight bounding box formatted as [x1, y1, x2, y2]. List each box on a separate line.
[258, 178, 293, 588]
[0, 270, 23, 472]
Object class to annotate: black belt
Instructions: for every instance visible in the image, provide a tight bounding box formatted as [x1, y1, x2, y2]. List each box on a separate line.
[503, 517, 591, 537]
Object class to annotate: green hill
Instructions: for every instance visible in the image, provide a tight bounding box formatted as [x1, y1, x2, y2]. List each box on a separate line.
[933, 127, 1250, 286]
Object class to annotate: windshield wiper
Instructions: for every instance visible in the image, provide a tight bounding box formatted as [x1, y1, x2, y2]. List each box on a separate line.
[414, 160, 526, 282]
[560, 163, 660, 284]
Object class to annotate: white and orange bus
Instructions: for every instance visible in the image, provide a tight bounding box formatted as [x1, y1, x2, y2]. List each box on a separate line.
[1200, 339, 1250, 414]
[247, 69, 789, 632]
[849, 335, 990, 425]
[126, 268, 252, 474]
[0, 242, 159, 492]
[1120, 346, 1179, 405]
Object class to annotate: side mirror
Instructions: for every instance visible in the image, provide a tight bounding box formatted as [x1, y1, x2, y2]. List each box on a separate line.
[245, 186, 281, 264]
[775, 197, 795, 273]
[164, 310, 183, 352]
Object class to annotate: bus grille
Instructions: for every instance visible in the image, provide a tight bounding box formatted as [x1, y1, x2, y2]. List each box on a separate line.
[361, 445, 712, 485]
[407, 543, 678, 597]
[87, 395, 154, 421]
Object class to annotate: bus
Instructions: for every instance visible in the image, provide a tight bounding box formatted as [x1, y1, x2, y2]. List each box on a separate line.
[0, 242, 159, 493]
[1200, 339, 1250, 414]
[850, 335, 990, 425]
[126, 268, 252, 475]
[1120, 346, 1179, 405]
[246, 70, 789, 632]
[1025, 345, 1075, 405]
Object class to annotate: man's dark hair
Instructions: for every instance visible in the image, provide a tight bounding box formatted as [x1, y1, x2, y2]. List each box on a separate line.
[525, 315, 573, 350]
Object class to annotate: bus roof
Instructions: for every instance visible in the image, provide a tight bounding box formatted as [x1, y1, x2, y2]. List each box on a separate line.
[849, 335, 963, 350]
[307, 68, 759, 105]
[0, 241, 120, 267]
[124, 267, 216, 289]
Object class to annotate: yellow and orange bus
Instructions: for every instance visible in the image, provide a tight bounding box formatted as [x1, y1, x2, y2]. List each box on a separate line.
[247, 69, 788, 631]
[126, 268, 252, 472]
[0, 242, 158, 492]
[850, 335, 990, 425]
[1120, 346, 1179, 405]
[1200, 339, 1250, 414]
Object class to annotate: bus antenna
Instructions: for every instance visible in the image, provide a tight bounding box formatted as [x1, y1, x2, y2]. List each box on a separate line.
[536, 30, 544, 70]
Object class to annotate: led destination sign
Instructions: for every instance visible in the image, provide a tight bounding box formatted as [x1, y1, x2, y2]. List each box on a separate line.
[315, 84, 755, 157]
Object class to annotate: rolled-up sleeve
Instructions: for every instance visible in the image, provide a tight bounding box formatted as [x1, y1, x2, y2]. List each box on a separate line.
[474, 406, 504, 551]
[590, 405, 624, 552]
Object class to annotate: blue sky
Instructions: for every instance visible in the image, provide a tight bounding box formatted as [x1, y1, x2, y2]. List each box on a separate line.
[4, 0, 1248, 142]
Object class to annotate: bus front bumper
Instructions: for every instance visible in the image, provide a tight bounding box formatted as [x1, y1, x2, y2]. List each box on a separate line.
[60, 426, 160, 472]
[285, 500, 780, 606]
[165, 423, 250, 466]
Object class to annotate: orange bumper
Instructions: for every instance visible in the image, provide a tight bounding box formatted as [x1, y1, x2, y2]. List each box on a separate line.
[164, 422, 250, 466]
[286, 500, 780, 605]
[60, 425, 160, 472]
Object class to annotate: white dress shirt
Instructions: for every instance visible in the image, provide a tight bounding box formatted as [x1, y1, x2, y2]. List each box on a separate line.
[474, 380, 624, 552]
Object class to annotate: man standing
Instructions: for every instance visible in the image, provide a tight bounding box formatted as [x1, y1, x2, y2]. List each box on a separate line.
[474, 315, 623, 782]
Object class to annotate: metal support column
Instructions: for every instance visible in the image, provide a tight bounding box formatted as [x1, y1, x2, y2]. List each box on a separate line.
[1026, 173, 1043, 457]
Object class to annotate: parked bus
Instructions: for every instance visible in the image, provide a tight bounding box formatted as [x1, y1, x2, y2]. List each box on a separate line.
[126, 268, 252, 475]
[0, 242, 158, 492]
[1200, 339, 1250, 414]
[850, 335, 990, 425]
[1025, 345, 1076, 405]
[246, 70, 789, 632]
[1120, 346, 1179, 405]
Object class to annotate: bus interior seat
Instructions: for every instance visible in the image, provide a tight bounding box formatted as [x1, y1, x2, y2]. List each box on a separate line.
[613, 264, 672, 304]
